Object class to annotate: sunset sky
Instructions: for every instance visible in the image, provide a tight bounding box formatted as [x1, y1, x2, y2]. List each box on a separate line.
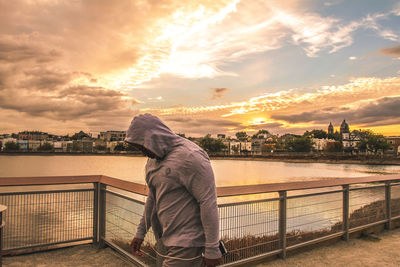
[1, 0, 399, 137]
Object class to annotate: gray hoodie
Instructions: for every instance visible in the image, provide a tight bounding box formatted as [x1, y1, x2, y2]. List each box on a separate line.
[125, 114, 221, 259]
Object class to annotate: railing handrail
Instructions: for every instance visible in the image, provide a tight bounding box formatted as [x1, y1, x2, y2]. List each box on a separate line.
[1, 174, 400, 197]
[216, 174, 400, 197]
[100, 175, 148, 196]
[0, 175, 101, 186]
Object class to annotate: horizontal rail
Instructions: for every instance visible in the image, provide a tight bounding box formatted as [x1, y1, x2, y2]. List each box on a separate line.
[220, 249, 281, 267]
[0, 188, 93, 196]
[218, 197, 280, 208]
[286, 231, 344, 251]
[216, 175, 400, 197]
[105, 189, 145, 205]
[0, 175, 101, 186]
[104, 239, 147, 267]
[2, 238, 92, 253]
[101, 176, 148, 196]
[1, 174, 400, 197]
[287, 189, 343, 199]
[349, 184, 386, 191]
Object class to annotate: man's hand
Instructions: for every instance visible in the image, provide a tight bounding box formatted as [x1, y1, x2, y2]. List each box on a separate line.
[130, 238, 144, 256]
[201, 257, 222, 267]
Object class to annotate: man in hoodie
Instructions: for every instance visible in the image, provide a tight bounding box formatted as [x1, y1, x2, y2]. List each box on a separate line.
[125, 114, 222, 267]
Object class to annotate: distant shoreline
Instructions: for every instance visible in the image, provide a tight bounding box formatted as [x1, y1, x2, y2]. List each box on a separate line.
[0, 152, 143, 157]
[210, 156, 400, 166]
[1, 151, 400, 165]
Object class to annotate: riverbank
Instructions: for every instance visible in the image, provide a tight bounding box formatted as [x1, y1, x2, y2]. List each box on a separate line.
[1, 152, 400, 165]
[210, 154, 400, 166]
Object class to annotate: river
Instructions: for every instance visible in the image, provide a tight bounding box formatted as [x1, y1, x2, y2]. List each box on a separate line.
[1, 155, 400, 186]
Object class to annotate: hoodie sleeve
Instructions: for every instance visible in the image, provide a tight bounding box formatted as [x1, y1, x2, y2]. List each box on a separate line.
[181, 154, 222, 259]
[135, 192, 154, 240]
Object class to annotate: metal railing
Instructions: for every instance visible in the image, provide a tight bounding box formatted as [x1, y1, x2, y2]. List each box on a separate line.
[0, 204, 6, 267]
[1, 174, 400, 266]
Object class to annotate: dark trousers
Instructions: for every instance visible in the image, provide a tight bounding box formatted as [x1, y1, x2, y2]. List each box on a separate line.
[155, 240, 204, 267]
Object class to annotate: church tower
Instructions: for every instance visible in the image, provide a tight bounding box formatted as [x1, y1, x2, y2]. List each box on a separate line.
[340, 119, 350, 135]
[328, 122, 334, 135]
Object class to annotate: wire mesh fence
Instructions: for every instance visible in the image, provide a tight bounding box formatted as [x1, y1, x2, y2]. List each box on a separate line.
[104, 189, 156, 265]
[286, 191, 343, 247]
[1, 176, 400, 267]
[391, 183, 400, 218]
[219, 198, 280, 264]
[0, 187, 94, 251]
[349, 184, 386, 228]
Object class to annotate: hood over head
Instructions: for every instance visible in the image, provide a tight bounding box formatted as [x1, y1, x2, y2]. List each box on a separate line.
[125, 114, 180, 159]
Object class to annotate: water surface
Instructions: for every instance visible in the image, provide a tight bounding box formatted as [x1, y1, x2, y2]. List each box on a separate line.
[1, 155, 399, 186]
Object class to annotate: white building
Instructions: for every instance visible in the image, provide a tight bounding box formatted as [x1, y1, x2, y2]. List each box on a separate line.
[229, 141, 251, 154]
[312, 138, 336, 151]
[99, 131, 126, 142]
[342, 132, 360, 150]
[28, 140, 41, 151]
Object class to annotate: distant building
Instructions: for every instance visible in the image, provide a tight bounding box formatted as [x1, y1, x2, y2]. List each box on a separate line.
[312, 138, 336, 151]
[251, 133, 274, 154]
[342, 131, 361, 150]
[28, 140, 41, 151]
[217, 134, 226, 139]
[386, 136, 400, 155]
[328, 122, 334, 135]
[99, 131, 126, 142]
[65, 141, 73, 152]
[72, 131, 92, 140]
[17, 140, 29, 151]
[18, 131, 48, 141]
[72, 140, 93, 153]
[107, 141, 123, 153]
[229, 141, 241, 154]
[229, 140, 251, 154]
[53, 141, 71, 152]
[340, 120, 350, 135]
[325, 120, 360, 151]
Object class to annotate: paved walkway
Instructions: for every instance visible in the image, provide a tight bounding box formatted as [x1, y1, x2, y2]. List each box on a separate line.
[3, 228, 400, 267]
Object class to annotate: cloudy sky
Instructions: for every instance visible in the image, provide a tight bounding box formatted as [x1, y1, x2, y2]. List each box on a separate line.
[1, 0, 400, 137]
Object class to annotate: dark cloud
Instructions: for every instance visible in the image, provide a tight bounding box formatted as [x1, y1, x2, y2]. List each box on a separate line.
[20, 69, 72, 91]
[165, 116, 242, 128]
[249, 122, 284, 130]
[0, 83, 138, 121]
[0, 39, 61, 63]
[59, 86, 126, 98]
[271, 96, 400, 126]
[380, 45, 400, 56]
[163, 115, 244, 136]
[211, 88, 229, 99]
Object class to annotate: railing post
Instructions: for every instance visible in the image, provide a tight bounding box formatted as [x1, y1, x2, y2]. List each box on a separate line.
[98, 183, 106, 248]
[93, 182, 106, 248]
[279, 191, 287, 259]
[385, 181, 392, 230]
[342, 185, 349, 241]
[93, 182, 99, 246]
[0, 205, 6, 267]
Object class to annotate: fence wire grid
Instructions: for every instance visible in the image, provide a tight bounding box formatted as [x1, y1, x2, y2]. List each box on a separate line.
[286, 191, 343, 247]
[0, 188, 94, 251]
[349, 185, 386, 228]
[219, 198, 280, 263]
